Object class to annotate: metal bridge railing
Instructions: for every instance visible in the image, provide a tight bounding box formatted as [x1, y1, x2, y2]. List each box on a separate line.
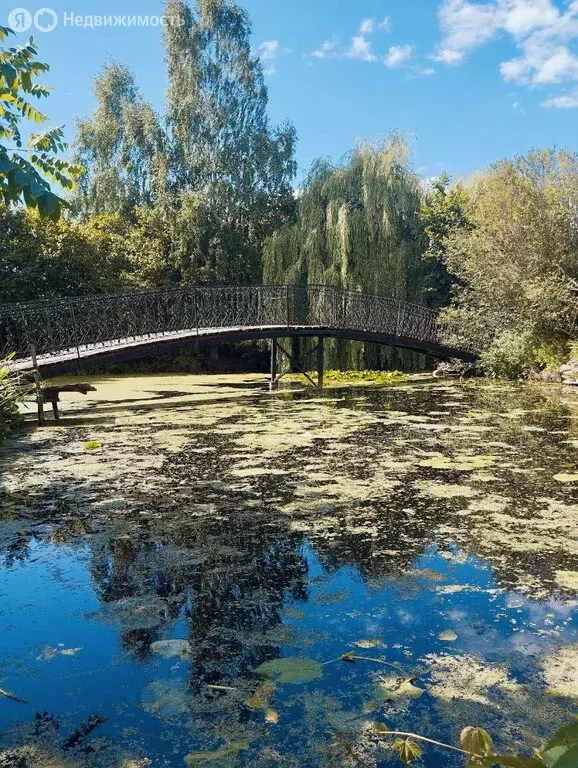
[0, 284, 482, 363]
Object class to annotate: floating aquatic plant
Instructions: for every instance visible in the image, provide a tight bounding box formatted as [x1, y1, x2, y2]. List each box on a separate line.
[255, 657, 323, 684]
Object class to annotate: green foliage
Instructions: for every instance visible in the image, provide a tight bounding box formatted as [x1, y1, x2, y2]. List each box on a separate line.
[479, 329, 536, 380]
[84, 440, 102, 451]
[73, 0, 297, 287]
[263, 135, 428, 371]
[0, 204, 131, 302]
[0, 26, 83, 219]
[73, 61, 166, 219]
[442, 150, 578, 370]
[316, 370, 408, 385]
[347, 717, 578, 768]
[264, 136, 424, 297]
[0, 354, 26, 441]
[461, 727, 494, 758]
[420, 173, 470, 308]
[164, 0, 297, 280]
[392, 738, 422, 764]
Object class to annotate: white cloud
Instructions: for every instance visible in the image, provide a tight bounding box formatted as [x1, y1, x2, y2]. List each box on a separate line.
[434, 47, 465, 64]
[359, 18, 375, 35]
[311, 16, 392, 62]
[258, 39, 291, 75]
[433, 0, 578, 101]
[433, 0, 502, 64]
[346, 34, 378, 62]
[385, 44, 413, 67]
[312, 38, 339, 59]
[542, 89, 578, 107]
[420, 67, 437, 76]
[259, 40, 281, 61]
[503, 0, 558, 37]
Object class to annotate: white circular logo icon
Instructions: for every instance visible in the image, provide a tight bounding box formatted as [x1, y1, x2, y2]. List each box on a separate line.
[8, 7, 33, 32]
[34, 7, 58, 32]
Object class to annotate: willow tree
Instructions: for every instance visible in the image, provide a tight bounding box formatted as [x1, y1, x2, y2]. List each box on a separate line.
[264, 136, 427, 369]
[163, 0, 297, 284]
[73, 61, 166, 220]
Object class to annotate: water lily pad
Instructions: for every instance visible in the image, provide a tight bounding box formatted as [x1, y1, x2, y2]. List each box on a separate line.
[150, 639, 192, 659]
[255, 657, 322, 684]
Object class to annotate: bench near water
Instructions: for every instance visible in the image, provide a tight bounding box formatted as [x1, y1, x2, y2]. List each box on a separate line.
[37, 383, 96, 425]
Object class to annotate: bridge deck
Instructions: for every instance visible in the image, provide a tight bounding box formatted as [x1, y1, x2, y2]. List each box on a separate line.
[1, 284, 481, 375]
[9, 325, 478, 376]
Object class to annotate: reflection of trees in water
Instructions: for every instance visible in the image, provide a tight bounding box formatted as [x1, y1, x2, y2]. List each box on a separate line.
[82, 493, 310, 680]
[304, 499, 441, 581]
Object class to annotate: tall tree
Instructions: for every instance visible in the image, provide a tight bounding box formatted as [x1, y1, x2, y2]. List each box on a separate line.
[163, 0, 297, 283]
[420, 173, 469, 309]
[0, 26, 82, 220]
[263, 136, 427, 369]
[73, 61, 166, 219]
[442, 149, 578, 374]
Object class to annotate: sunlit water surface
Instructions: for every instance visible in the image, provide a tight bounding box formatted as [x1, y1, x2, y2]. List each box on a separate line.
[0, 374, 577, 767]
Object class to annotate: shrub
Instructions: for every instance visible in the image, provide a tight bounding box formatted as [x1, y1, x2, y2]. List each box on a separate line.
[479, 329, 536, 379]
[0, 355, 27, 441]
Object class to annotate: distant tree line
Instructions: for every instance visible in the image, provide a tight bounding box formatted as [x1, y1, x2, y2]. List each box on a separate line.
[1, 0, 577, 377]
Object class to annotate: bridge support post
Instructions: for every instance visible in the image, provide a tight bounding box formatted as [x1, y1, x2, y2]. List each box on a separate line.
[269, 338, 278, 391]
[317, 336, 325, 389]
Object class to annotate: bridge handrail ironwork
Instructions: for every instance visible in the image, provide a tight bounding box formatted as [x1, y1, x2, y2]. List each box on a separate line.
[0, 283, 481, 362]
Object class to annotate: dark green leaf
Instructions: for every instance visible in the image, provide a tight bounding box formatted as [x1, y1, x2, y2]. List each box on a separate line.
[544, 723, 578, 752]
[552, 745, 578, 768]
[489, 756, 547, 767]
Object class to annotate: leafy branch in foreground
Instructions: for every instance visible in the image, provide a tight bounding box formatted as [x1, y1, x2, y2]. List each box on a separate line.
[328, 716, 578, 767]
[0, 352, 29, 440]
[0, 25, 83, 220]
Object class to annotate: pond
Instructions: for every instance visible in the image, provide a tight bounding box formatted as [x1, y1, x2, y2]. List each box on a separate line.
[0, 374, 577, 767]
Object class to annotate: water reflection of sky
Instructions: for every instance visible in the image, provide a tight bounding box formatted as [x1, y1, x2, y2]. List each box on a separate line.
[0, 376, 577, 766]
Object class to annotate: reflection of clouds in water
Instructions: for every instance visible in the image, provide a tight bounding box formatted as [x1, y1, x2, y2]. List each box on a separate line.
[510, 631, 549, 657]
[397, 609, 415, 625]
[517, 593, 576, 626]
[447, 609, 467, 621]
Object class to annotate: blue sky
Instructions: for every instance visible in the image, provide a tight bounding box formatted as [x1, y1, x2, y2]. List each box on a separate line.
[4, 0, 578, 181]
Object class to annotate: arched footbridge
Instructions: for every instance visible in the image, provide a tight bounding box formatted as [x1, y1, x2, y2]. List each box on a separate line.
[0, 284, 481, 383]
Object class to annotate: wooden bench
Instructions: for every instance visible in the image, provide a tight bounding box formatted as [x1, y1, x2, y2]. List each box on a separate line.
[37, 383, 96, 425]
